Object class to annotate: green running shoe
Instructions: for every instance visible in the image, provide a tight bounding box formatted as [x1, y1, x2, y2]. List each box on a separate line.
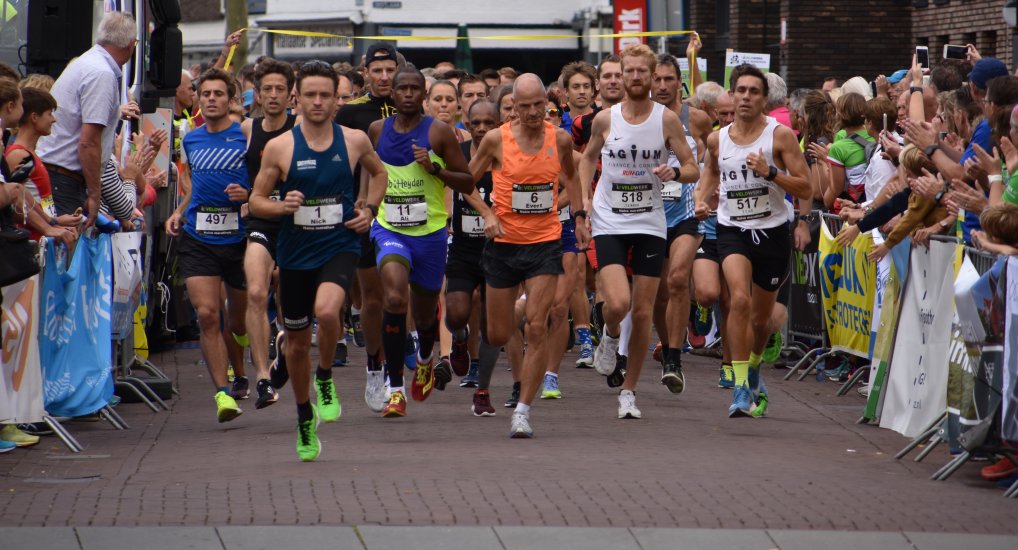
[762, 331, 783, 363]
[296, 405, 321, 462]
[315, 377, 341, 423]
[751, 377, 769, 418]
[215, 391, 243, 423]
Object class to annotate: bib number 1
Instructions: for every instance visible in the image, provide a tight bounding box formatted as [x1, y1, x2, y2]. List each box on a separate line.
[295, 197, 343, 230]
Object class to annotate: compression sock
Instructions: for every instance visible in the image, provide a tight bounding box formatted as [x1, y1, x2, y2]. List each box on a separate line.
[417, 319, 438, 361]
[315, 367, 331, 381]
[297, 400, 313, 422]
[477, 338, 501, 391]
[382, 311, 407, 388]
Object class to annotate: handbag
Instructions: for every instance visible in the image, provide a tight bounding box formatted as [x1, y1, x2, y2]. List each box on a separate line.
[0, 186, 41, 287]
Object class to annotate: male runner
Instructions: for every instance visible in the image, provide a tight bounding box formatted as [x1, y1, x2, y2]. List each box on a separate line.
[240, 58, 298, 408]
[559, 61, 596, 130]
[580, 44, 699, 419]
[650, 53, 712, 392]
[368, 67, 474, 417]
[336, 43, 399, 410]
[445, 99, 501, 415]
[250, 60, 386, 461]
[164, 68, 251, 423]
[467, 73, 589, 438]
[694, 64, 810, 417]
[454, 74, 488, 131]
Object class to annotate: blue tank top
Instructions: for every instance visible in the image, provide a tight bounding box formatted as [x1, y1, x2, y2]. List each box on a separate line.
[276, 123, 360, 270]
[698, 212, 717, 240]
[182, 122, 249, 245]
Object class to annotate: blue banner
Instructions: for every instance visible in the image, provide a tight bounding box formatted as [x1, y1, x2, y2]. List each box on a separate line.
[40, 235, 114, 417]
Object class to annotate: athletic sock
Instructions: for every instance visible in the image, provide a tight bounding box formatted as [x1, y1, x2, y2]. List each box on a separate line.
[545, 371, 558, 379]
[417, 319, 438, 361]
[297, 400, 313, 422]
[217, 386, 229, 395]
[367, 350, 383, 372]
[577, 326, 590, 342]
[351, 306, 360, 316]
[390, 386, 404, 395]
[733, 360, 750, 388]
[477, 338, 500, 390]
[315, 367, 331, 381]
[382, 311, 407, 388]
[749, 351, 762, 370]
[515, 402, 530, 415]
[451, 328, 467, 342]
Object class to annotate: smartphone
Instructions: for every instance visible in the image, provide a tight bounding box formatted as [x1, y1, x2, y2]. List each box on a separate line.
[916, 46, 930, 69]
[943, 44, 967, 60]
[870, 80, 878, 97]
[883, 113, 888, 133]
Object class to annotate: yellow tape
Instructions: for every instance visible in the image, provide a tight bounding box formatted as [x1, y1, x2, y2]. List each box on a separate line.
[224, 46, 236, 71]
[235, 27, 695, 42]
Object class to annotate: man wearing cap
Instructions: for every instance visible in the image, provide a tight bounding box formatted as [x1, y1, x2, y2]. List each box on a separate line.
[336, 42, 401, 411]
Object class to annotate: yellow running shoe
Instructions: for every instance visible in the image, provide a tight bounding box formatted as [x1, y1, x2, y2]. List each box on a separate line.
[214, 391, 243, 423]
[0, 424, 40, 447]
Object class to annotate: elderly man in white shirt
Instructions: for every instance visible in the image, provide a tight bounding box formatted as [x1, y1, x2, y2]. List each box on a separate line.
[37, 11, 137, 227]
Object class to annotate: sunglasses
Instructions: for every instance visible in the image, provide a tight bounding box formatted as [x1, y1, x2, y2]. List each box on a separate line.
[547, 108, 560, 116]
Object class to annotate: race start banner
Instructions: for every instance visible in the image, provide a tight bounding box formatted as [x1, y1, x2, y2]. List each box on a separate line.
[819, 222, 875, 358]
[880, 240, 956, 437]
[40, 236, 114, 418]
[1, 274, 45, 424]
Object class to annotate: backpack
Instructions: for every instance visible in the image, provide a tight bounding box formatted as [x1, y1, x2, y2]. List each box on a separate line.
[847, 133, 879, 165]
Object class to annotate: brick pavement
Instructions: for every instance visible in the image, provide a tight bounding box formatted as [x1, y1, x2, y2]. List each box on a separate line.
[1, 343, 1015, 531]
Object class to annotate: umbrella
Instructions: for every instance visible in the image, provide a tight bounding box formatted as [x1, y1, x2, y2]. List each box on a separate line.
[454, 24, 474, 74]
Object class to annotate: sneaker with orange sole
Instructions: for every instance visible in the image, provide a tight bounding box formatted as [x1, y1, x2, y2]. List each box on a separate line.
[382, 391, 407, 417]
[411, 355, 435, 401]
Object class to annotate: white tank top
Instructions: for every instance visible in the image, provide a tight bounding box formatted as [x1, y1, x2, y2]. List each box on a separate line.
[717, 116, 790, 229]
[592, 102, 669, 238]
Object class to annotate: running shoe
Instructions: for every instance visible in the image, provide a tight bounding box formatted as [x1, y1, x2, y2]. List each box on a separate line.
[333, 341, 348, 367]
[460, 360, 480, 387]
[541, 373, 562, 399]
[652, 342, 663, 363]
[351, 313, 365, 348]
[505, 381, 521, 408]
[364, 368, 387, 412]
[450, 327, 470, 376]
[660, 356, 685, 394]
[314, 376, 341, 423]
[472, 390, 496, 417]
[215, 391, 243, 423]
[383, 390, 407, 418]
[606, 353, 627, 388]
[575, 328, 594, 368]
[227, 364, 235, 383]
[296, 405, 321, 462]
[269, 332, 289, 389]
[509, 412, 533, 438]
[749, 371, 768, 417]
[719, 363, 735, 389]
[404, 333, 419, 370]
[434, 356, 453, 391]
[268, 324, 279, 362]
[593, 333, 620, 375]
[687, 320, 706, 349]
[694, 304, 713, 337]
[751, 387, 769, 418]
[728, 384, 753, 418]
[617, 389, 641, 419]
[0, 424, 39, 447]
[0, 439, 15, 454]
[231, 376, 250, 400]
[762, 331, 783, 363]
[825, 361, 852, 383]
[590, 302, 604, 346]
[981, 456, 1018, 481]
[15, 422, 53, 436]
[255, 379, 278, 410]
[411, 354, 435, 401]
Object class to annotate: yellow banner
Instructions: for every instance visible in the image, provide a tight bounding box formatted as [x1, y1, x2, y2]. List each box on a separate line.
[819, 223, 876, 358]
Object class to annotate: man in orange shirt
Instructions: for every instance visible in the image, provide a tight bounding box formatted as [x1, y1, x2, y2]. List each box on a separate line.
[466, 73, 589, 438]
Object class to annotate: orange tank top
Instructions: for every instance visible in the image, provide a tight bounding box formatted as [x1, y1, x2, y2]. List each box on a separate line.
[492, 121, 562, 244]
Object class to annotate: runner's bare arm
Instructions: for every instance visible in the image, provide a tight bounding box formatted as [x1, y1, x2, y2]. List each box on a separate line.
[468, 130, 499, 183]
[558, 130, 589, 248]
[771, 126, 812, 202]
[241, 118, 252, 142]
[249, 134, 295, 219]
[690, 107, 712, 163]
[662, 109, 699, 183]
[424, 120, 474, 194]
[579, 109, 610, 209]
[694, 131, 721, 218]
[345, 129, 386, 233]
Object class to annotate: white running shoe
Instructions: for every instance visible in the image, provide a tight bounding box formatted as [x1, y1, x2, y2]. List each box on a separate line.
[617, 390, 641, 419]
[509, 412, 534, 438]
[364, 369, 386, 412]
[594, 333, 620, 376]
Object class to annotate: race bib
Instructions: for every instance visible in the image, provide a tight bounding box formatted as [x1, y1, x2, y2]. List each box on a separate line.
[294, 197, 343, 230]
[461, 211, 485, 236]
[41, 196, 56, 218]
[511, 183, 553, 214]
[661, 180, 682, 202]
[196, 205, 239, 235]
[727, 187, 771, 221]
[610, 182, 654, 213]
[384, 195, 428, 227]
[558, 205, 571, 223]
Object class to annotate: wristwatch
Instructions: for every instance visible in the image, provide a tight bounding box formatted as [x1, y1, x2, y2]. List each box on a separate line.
[764, 166, 778, 181]
[923, 144, 939, 158]
[429, 164, 442, 176]
[365, 204, 379, 217]
[910, 86, 923, 95]
[934, 190, 946, 204]
[572, 209, 588, 220]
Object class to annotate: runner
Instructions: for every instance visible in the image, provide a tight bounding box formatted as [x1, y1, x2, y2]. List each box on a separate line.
[445, 99, 501, 415]
[164, 68, 251, 423]
[368, 67, 474, 417]
[579, 44, 699, 418]
[694, 64, 811, 418]
[240, 58, 298, 409]
[249, 60, 386, 461]
[651, 53, 712, 392]
[467, 73, 589, 437]
[336, 43, 399, 411]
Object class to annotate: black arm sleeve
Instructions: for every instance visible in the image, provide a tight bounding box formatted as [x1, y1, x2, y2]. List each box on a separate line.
[857, 188, 912, 233]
